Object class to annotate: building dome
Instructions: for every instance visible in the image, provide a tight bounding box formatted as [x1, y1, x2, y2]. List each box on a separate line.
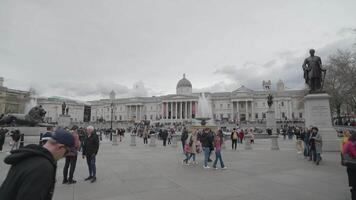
[176, 74, 192, 95]
[176, 74, 192, 88]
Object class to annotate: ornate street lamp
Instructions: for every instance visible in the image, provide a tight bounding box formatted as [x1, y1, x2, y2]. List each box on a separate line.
[110, 102, 114, 130]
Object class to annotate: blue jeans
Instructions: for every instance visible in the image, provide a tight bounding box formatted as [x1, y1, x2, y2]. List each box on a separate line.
[203, 147, 210, 167]
[309, 149, 320, 162]
[188, 153, 196, 162]
[183, 152, 190, 163]
[213, 150, 225, 168]
[303, 141, 309, 157]
[86, 155, 96, 177]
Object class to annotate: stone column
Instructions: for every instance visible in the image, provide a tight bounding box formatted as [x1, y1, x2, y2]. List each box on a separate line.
[175, 101, 178, 120]
[245, 100, 248, 121]
[168, 102, 171, 120]
[236, 101, 239, 122]
[251, 101, 254, 121]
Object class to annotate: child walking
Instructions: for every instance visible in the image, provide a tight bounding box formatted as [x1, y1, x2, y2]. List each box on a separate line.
[213, 132, 226, 169]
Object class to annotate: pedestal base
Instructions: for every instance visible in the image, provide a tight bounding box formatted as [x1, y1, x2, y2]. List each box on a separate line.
[304, 93, 340, 152]
[58, 115, 71, 128]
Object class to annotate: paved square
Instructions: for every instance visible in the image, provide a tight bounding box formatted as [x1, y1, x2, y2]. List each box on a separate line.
[0, 137, 349, 200]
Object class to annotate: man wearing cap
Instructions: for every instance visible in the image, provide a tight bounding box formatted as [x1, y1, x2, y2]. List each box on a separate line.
[62, 125, 81, 184]
[40, 126, 54, 146]
[82, 125, 99, 183]
[0, 128, 74, 200]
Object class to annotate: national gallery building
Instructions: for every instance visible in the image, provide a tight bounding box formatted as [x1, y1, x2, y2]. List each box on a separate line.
[37, 74, 306, 125]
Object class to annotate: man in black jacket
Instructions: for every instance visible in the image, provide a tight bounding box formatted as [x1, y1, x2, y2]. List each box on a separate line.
[82, 125, 99, 183]
[0, 129, 74, 200]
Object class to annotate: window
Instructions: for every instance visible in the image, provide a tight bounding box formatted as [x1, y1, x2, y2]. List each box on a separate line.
[282, 112, 285, 118]
[119, 115, 122, 120]
[281, 102, 284, 106]
[115, 116, 117, 120]
[220, 114, 224, 119]
[299, 113, 303, 118]
[227, 114, 231, 119]
[213, 114, 216, 119]
[292, 112, 295, 118]
[150, 115, 153, 120]
[220, 104, 223, 108]
[262, 113, 266, 119]
[227, 104, 230, 108]
[255, 113, 258, 119]
[151, 106, 153, 110]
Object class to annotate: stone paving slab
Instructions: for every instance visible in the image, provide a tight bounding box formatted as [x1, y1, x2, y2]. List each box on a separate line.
[0, 136, 350, 200]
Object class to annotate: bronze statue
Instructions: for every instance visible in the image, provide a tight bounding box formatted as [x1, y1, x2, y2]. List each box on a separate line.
[65, 107, 69, 115]
[267, 94, 273, 108]
[302, 49, 326, 93]
[0, 105, 47, 126]
[62, 102, 66, 115]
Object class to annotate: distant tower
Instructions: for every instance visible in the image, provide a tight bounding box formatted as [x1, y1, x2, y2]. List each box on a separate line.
[262, 80, 272, 91]
[109, 90, 116, 100]
[276, 79, 285, 91]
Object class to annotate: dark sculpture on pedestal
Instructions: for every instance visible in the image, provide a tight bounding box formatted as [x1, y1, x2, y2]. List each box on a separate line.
[302, 49, 327, 93]
[0, 105, 47, 126]
[267, 94, 273, 108]
[62, 102, 66, 115]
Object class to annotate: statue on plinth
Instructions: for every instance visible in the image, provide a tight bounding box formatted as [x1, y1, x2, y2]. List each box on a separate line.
[65, 107, 69, 116]
[62, 102, 66, 115]
[267, 94, 273, 108]
[302, 49, 327, 93]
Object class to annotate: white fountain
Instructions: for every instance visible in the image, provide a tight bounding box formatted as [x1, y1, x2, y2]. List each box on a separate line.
[190, 93, 218, 132]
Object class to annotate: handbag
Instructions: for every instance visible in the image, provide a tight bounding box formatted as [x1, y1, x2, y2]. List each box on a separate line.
[343, 153, 356, 169]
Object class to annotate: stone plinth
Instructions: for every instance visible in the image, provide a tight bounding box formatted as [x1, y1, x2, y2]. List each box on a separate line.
[304, 93, 339, 151]
[266, 108, 276, 134]
[58, 115, 71, 128]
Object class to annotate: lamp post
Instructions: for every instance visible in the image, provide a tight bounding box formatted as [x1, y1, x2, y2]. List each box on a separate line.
[110, 102, 114, 130]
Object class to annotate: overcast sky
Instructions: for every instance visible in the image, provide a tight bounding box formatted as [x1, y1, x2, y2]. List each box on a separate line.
[1, 0, 356, 101]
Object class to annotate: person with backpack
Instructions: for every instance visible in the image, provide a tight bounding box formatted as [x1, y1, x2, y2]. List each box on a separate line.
[342, 132, 356, 200]
[181, 128, 189, 152]
[231, 128, 238, 150]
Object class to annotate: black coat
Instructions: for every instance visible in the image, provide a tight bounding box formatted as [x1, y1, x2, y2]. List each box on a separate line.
[0, 144, 57, 200]
[82, 133, 99, 156]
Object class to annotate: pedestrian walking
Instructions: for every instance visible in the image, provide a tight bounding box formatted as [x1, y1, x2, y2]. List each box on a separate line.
[342, 132, 356, 200]
[213, 131, 226, 170]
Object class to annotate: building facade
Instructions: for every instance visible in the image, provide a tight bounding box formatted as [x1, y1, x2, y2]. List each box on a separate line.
[36, 74, 305, 125]
[0, 77, 31, 115]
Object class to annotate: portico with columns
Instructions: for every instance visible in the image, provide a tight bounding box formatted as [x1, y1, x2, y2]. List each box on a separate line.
[161, 97, 198, 123]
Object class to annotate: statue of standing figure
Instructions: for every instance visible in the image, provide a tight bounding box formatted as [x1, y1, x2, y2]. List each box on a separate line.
[62, 102, 66, 115]
[267, 94, 273, 108]
[302, 49, 327, 93]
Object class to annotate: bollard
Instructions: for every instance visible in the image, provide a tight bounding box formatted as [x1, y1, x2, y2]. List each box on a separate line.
[244, 135, 252, 150]
[171, 135, 178, 148]
[149, 133, 156, 147]
[112, 133, 118, 146]
[130, 133, 136, 146]
[270, 135, 280, 150]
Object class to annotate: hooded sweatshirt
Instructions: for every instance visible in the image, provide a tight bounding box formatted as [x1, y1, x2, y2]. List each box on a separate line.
[0, 144, 57, 200]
